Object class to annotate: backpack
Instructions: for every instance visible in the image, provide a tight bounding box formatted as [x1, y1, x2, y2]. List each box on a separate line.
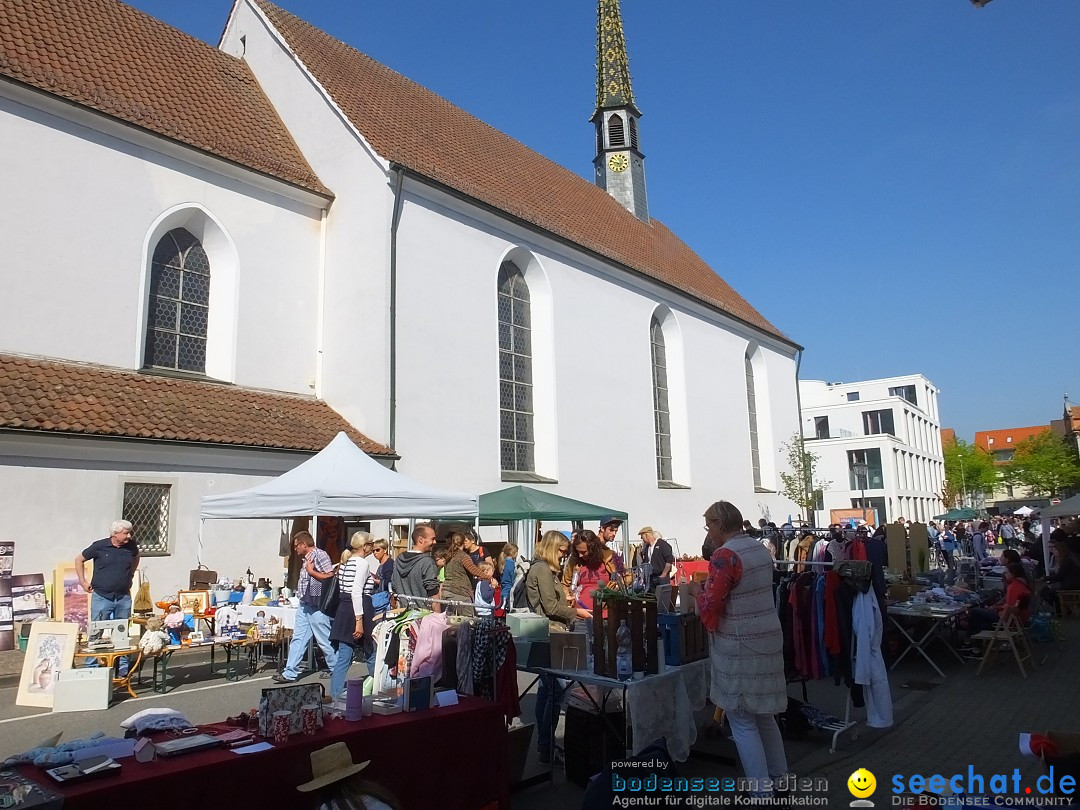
[510, 558, 531, 608]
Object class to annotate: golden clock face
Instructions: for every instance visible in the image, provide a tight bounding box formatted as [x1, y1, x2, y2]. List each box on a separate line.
[608, 154, 628, 172]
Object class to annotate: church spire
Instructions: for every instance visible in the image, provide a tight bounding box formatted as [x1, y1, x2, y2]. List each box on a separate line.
[592, 0, 648, 221]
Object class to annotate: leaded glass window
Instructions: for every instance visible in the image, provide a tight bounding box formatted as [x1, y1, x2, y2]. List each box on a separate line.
[122, 482, 171, 555]
[650, 317, 672, 482]
[746, 353, 761, 488]
[144, 228, 210, 372]
[498, 263, 534, 473]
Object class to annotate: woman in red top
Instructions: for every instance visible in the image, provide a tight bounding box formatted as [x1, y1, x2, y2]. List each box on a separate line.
[561, 530, 612, 612]
[967, 562, 1032, 637]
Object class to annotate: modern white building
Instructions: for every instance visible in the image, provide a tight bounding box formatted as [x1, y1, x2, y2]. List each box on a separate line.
[0, 0, 801, 595]
[799, 375, 945, 525]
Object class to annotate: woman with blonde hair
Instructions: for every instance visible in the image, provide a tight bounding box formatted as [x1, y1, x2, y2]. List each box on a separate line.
[525, 530, 589, 764]
[329, 531, 376, 702]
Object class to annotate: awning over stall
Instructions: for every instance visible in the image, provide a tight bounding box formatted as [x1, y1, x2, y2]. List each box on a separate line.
[478, 485, 626, 524]
[200, 431, 477, 519]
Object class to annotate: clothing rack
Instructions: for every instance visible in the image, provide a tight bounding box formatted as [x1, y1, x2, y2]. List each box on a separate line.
[774, 557, 858, 753]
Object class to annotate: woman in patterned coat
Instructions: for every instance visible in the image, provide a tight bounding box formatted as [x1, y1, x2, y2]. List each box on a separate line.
[697, 500, 788, 799]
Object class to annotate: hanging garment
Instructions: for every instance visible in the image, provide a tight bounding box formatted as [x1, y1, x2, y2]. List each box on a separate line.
[852, 591, 893, 729]
[411, 612, 448, 681]
[814, 572, 829, 677]
[456, 620, 475, 695]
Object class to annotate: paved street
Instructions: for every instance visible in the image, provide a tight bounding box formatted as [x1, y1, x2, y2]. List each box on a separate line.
[0, 619, 1075, 807]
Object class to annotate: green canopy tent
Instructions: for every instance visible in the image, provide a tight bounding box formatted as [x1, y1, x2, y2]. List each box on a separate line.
[933, 507, 979, 521]
[479, 485, 627, 524]
[478, 485, 628, 558]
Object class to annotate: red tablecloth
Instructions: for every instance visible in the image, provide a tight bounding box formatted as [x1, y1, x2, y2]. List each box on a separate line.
[23, 697, 508, 810]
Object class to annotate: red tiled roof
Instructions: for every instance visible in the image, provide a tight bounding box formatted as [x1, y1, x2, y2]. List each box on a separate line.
[0, 353, 392, 456]
[254, 1, 792, 344]
[940, 428, 956, 447]
[0, 0, 329, 196]
[973, 425, 1049, 453]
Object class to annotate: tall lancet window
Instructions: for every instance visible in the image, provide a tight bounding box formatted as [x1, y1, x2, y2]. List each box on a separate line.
[650, 316, 672, 482]
[608, 113, 625, 147]
[745, 352, 761, 488]
[498, 262, 534, 473]
[144, 228, 210, 372]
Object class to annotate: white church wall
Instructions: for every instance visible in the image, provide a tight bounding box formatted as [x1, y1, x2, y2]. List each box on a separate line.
[0, 434, 307, 598]
[0, 89, 322, 395]
[221, 0, 394, 445]
[390, 183, 801, 547]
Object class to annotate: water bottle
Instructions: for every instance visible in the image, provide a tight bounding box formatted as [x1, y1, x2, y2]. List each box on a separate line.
[616, 620, 632, 681]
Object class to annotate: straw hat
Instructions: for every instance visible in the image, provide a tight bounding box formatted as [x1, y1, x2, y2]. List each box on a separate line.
[296, 742, 370, 793]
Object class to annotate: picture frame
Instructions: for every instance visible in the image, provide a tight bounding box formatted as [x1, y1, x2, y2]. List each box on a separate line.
[188, 631, 205, 644]
[17, 621, 78, 708]
[53, 563, 92, 637]
[177, 590, 210, 615]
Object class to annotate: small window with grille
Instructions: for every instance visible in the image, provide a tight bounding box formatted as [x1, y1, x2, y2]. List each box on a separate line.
[122, 482, 172, 555]
[629, 117, 638, 150]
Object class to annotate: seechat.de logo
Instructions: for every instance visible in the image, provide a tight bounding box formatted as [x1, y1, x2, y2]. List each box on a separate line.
[848, 768, 877, 807]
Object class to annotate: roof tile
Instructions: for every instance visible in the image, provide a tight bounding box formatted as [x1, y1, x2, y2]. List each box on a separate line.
[0, 353, 392, 456]
[254, 0, 791, 344]
[0, 0, 330, 196]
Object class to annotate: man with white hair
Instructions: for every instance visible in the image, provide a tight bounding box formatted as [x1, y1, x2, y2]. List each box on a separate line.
[76, 520, 141, 675]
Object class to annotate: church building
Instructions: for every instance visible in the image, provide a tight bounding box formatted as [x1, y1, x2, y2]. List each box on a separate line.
[0, 0, 801, 590]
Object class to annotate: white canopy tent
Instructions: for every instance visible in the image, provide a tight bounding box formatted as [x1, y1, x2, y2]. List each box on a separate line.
[1012, 505, 1034, 517]
[199, 433, 476, 561]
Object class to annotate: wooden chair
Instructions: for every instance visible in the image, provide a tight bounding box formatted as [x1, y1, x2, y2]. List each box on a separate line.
[971, 610, 1036, 678]
[1056, 590, 1080, 618]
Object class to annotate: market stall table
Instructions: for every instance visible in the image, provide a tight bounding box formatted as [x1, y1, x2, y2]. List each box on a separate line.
[146, 637, 259, 692]
[887, 601, 971, 678]
[529, 658, 709, 763]
[20, 697, 508, 810]
[238, 603, 296, 629]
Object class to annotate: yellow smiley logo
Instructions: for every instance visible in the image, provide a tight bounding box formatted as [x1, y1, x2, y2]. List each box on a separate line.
[848, 768, 877, 798]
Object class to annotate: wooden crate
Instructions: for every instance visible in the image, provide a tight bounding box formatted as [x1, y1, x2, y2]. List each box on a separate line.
[658, 612, 708, 667]
[591, 592, 658, 678]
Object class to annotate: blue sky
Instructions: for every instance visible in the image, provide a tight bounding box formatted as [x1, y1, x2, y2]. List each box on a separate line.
[127, 0, 1080, 441]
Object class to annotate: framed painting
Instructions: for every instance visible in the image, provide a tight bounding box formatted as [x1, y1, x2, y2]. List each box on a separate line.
[11, 573, 48, 623]
[17, 621, 78, 708]
[178, 590, 210, 615]
[53, 563, 92, 636]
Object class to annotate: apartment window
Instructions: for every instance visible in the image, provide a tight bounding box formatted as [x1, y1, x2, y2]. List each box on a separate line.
[862, 409, 895, 437]
[848, 448, 884, 490]
[889, 385, 918, 405]
[498, 262, 534, 473]
[144, 228, 210, 372]
[746, 353, 761, 488]
[814, 416, 830, 440]
[994, 450, 1014, 463]
[988, 438, 995, 446]
[650, 317, 672, 482]
[122, 483, 171, 555]
[847, 392, 860, 402]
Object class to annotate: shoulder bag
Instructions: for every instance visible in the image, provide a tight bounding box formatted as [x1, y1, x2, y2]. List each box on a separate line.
[318, 569, 340, 615]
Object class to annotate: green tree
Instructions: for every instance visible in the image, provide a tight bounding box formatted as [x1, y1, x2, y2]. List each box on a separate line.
[779, 433, 831, 526]
[1003, 432, 1080, 497]
[943, 439, 997, 507]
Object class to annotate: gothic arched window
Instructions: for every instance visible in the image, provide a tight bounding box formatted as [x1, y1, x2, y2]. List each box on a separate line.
[745, 352, 761, 488]
[608, 114, 625, 148]
[498, 262, 534, 473]
[144, 228, 210, 372]
[650, 316, 672, 482]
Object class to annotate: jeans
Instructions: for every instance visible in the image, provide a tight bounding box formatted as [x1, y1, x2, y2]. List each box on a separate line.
[535, 674, 566, 754]
[330, 641, 356, 700]
[282, 604, 337, 680]
[91, 592, 132, 676]
[725, 708, 788, 798]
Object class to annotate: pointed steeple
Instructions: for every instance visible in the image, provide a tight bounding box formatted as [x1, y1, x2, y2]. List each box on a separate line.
[592, 0, 648, 221]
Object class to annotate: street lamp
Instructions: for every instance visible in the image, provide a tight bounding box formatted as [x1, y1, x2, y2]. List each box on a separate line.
[958, 454, 967, 508]
[852, 461, 869, 517]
